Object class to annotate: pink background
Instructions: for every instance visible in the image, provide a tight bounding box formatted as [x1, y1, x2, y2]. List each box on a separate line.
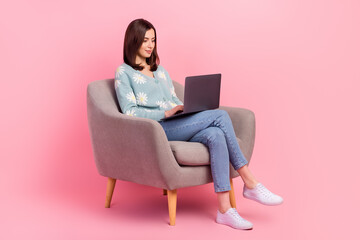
[1, 0, 359, 239]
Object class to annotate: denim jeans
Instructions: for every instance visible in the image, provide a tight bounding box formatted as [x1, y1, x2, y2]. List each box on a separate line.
[159, 109, 248, 193]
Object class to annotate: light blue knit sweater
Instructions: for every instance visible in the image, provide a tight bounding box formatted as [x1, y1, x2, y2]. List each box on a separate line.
[114, 63, 183, 121]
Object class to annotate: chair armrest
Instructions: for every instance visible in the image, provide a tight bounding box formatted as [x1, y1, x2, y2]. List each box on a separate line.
[218, 106, 256, 163]
[87, 106, 180, 189]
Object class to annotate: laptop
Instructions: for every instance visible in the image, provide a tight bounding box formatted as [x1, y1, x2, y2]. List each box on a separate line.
[160, 73, 221, 121]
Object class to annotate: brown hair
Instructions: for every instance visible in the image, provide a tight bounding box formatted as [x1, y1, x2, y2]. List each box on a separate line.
[123, 18, 160, 71]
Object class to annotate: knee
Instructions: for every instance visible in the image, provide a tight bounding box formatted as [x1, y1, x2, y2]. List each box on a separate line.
[213, 109, 231, 124]
[215, 109, 230, 118]
[213, 109, 226, 115]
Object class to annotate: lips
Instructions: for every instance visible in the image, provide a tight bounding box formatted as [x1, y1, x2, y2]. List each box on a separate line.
[146, 50, 152, 54]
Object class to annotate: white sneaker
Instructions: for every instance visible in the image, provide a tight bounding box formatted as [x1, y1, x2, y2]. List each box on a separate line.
[243, 183, 283, 206]
[216, 208, 253, 230]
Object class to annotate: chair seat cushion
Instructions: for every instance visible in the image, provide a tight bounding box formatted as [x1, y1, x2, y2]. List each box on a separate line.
[169, 138, 242, 166]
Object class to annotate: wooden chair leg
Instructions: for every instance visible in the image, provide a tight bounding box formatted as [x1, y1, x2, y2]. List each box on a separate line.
[163, 189, 167, 195]
[105, 177, 116, 208]
[167, 189, 177, 226]
[229, 178, 237, 208]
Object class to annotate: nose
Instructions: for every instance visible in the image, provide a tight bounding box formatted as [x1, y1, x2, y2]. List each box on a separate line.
[148, 41, 154, 49]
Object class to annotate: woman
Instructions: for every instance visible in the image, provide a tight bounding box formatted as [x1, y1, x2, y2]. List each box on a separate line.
[114, 18, 283, 230]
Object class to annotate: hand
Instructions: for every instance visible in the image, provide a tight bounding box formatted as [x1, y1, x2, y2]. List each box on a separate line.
[165, 105, 184, 118]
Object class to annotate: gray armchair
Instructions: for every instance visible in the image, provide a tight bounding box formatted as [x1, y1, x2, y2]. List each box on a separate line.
[86, 79, 256, 225]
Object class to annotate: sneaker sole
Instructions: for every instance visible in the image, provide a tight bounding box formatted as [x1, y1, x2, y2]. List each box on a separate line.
[216, 218, 253, 230]
[243, 192, 283, 206]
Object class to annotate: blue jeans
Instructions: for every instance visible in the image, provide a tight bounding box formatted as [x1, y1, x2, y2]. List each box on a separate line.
[159, 109, 248, 193]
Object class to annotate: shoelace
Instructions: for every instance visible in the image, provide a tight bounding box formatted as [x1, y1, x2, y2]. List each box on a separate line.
[229, 209, 246, 222]
[257, 184, 273, 199]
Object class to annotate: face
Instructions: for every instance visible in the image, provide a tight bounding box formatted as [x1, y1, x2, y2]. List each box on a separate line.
[137, 28, 156, 60]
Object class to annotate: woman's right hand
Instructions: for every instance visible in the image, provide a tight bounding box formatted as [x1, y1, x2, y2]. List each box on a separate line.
[165, 105, 184, 118]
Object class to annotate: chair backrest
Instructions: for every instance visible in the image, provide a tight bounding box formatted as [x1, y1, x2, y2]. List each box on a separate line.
[172, 80, 184, 103]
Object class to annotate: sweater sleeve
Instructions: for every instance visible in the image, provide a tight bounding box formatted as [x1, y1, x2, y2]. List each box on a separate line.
[162, 66, 184, 106]
[170, 84, 184, 106]
[114, 70, 166, 121]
